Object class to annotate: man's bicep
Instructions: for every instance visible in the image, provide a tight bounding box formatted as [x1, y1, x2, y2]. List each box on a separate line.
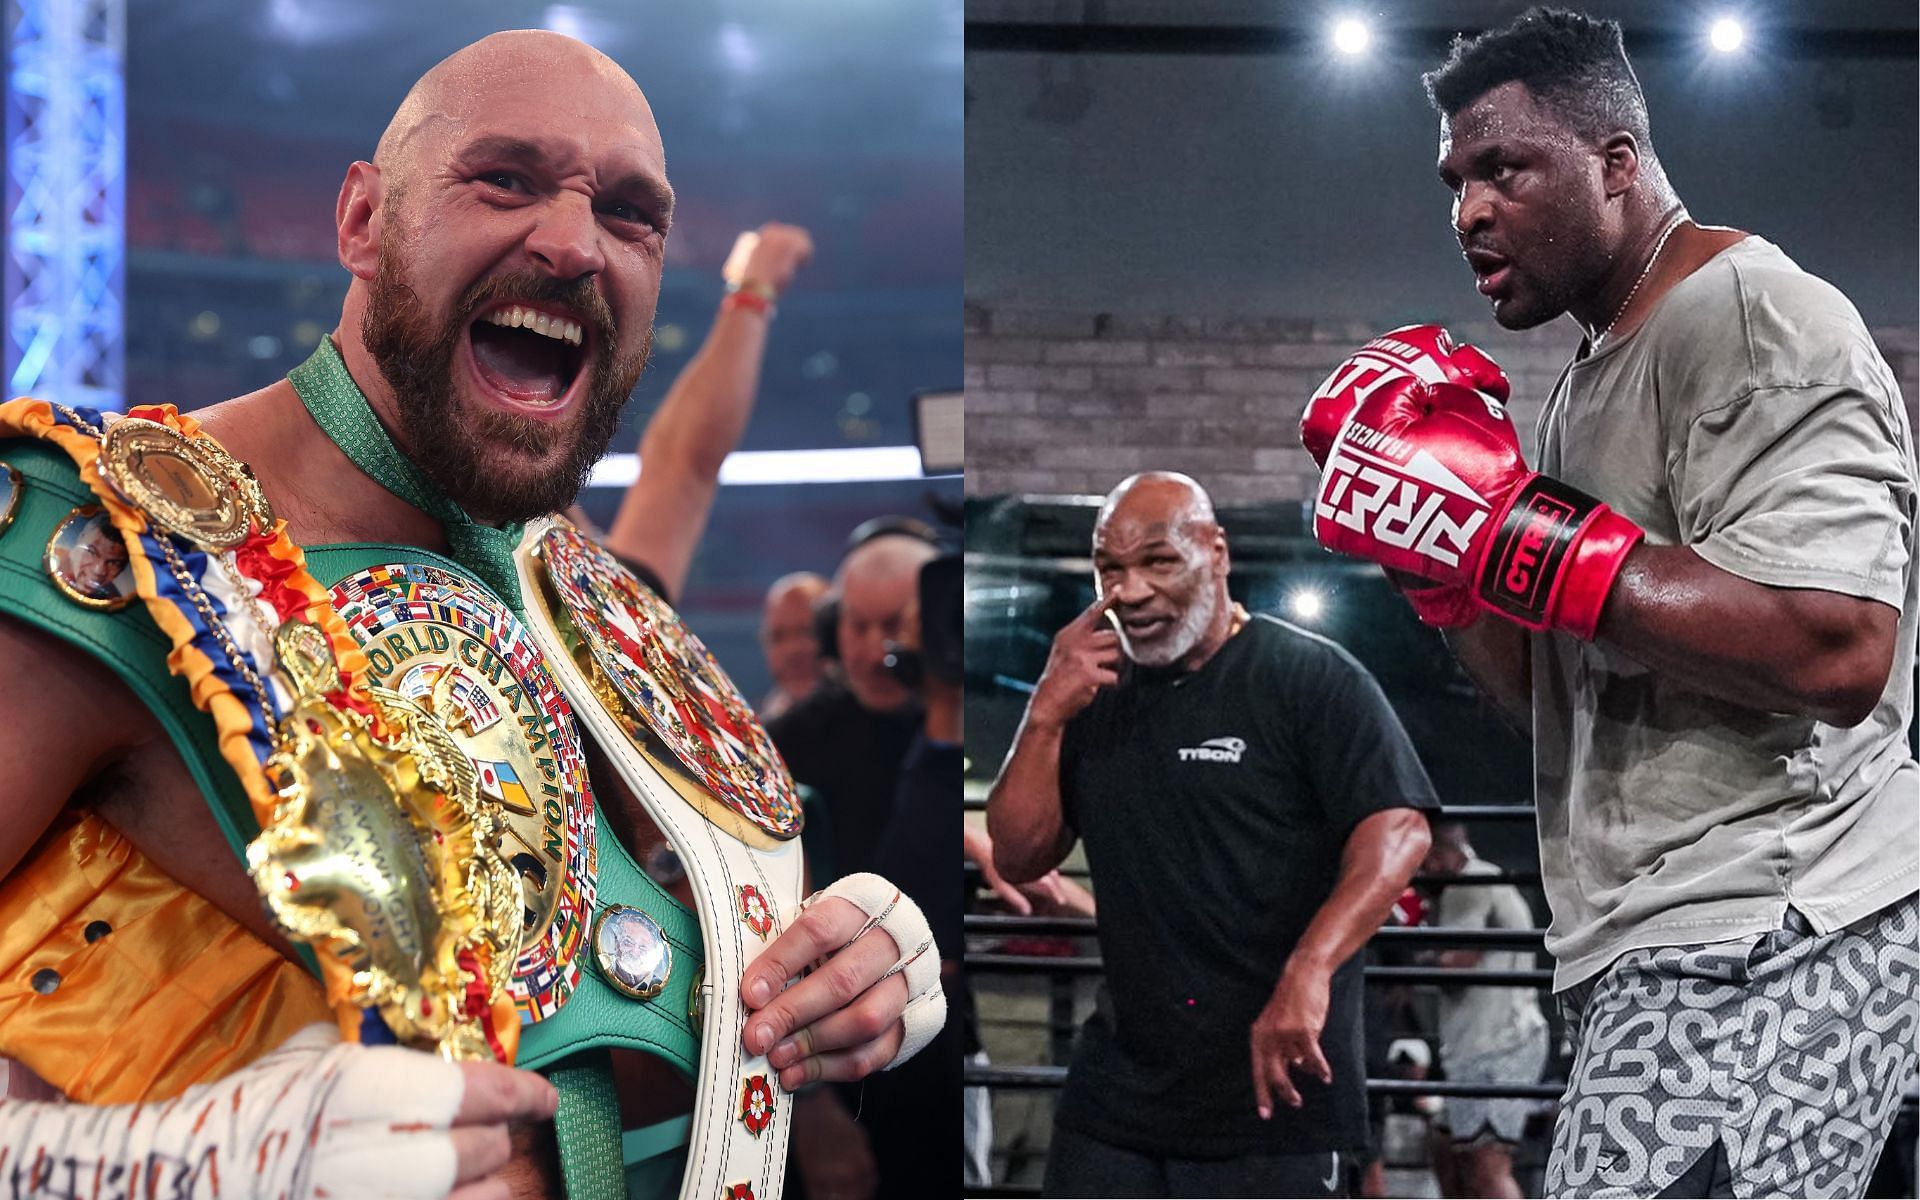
[1677, 385, 1914, 607]
[0, 613, 132, 875]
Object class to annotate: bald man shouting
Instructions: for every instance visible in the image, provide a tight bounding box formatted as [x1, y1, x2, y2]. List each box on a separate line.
[0, 31, 936, 1200]
[988, 473, 1435, 1199]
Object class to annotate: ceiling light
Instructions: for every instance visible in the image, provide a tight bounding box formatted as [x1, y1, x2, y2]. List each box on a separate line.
[1332, 18, 1371, 56]
[1708, 17, 1746, 54]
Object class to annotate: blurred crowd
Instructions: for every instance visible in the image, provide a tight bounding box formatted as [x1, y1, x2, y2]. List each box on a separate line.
[589, 219, 963, 1200]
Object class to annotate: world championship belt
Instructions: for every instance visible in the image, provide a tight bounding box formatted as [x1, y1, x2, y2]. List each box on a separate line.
[308, 551, 708, 1077]
[0, 401, 525, 1061]
[515, 516, 805, 1200]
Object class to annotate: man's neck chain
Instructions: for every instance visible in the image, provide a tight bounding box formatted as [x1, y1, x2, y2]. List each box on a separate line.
[1228, 602, 1249, 637]
[1595, 212, 1686, 349]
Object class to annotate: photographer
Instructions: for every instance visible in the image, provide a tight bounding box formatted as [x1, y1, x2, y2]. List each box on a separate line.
[770, 520, 939, 882]
[865, 548, 964, 1199]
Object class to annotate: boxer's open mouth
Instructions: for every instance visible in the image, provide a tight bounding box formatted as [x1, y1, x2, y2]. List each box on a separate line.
[1464, 249, 1511, 297]
[1121, 613, 1172, 638]
[465, 300, 591, 418]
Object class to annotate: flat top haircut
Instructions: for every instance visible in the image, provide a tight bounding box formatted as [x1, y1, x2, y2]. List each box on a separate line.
[1423, 7, 1654, 154]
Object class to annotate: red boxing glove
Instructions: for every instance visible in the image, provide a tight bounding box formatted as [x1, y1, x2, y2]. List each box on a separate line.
[1389, 571, 1485, 629]
[1301, 325, 1510, 629]
[1314, 381, 1643, 639]
[1300, 325, 1510, 466]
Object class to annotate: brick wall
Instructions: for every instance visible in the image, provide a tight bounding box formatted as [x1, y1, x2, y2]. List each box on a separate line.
[964, 305, 1920, 506]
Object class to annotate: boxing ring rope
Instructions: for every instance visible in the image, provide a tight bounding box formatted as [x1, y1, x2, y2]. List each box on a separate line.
[967, 915, 1549, 948]
[967, 1063, 1569, 1101]
[967, 796, 1920, 1198]
[966, 864, 1545, 888]
[964, 800, 1548, 821]
[968, 955, 1557, 987]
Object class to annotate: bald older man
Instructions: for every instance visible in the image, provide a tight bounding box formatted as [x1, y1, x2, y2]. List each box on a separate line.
[988, 473, 1436, 1199]
[771, 530, 937, 882]
[760, 571, 830, 720]
[0, 31, 929, 1200]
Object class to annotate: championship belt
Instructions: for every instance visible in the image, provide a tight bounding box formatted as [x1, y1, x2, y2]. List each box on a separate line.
[517, 516, 806, 1200]
[0, 399, 523, 1061]
[309, 549, 707, 1085]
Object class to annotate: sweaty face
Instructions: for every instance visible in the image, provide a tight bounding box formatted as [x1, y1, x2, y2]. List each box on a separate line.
[1438, 82, 1613, 330]
[1093, 516, 1220, 668]
[363, 79, 671, 523]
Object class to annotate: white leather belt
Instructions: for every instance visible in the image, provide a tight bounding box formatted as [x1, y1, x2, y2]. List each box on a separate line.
[516, 516, 806, 1200]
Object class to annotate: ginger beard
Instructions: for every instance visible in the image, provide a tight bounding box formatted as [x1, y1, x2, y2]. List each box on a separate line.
[361, 223, 651, 524]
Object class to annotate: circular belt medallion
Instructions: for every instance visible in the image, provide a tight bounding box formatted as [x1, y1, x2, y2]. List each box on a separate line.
[591, 904, 673, 1001]
[536, 521, 803, 842]
[331, 561, 596, 1024]
[46, 505, 134, 611]
[0, 462, 21, 540]
[99, 416, 272, 550]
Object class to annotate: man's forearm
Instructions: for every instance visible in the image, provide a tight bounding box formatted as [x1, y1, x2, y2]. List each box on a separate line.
[1290, 808, 1431, 976]
[985, 712, 1073, 884]
[1441, 619, 1532, 734]
[1598, 544, 1898, 726]
[640, 309, 770, 479]
[602, 308, 771, 596]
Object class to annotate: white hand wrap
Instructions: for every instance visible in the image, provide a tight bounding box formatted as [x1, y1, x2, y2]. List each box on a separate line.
[0, 1024, 466, 1200]
[815, 871, 947, 1069]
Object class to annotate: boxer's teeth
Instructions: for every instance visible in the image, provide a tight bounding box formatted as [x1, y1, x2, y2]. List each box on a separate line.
[479, 306, 584, 346]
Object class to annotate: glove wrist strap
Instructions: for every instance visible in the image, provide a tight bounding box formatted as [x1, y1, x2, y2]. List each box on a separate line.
[1476, 475, 1642, 639]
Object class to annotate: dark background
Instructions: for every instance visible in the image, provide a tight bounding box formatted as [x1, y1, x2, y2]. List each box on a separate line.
[965, 0, 1918, 326]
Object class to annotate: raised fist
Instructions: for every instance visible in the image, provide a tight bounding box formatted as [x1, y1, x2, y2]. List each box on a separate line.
[726, 222, 814, 296]
[1300, 324, 1510, 467]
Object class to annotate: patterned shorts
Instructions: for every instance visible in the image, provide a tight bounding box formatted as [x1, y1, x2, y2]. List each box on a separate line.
[1440, 1026, 1550, 1147]
[1545, 894, 1920, 1198]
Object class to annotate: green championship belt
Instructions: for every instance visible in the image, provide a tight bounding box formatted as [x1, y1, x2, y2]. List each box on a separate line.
[0, 343, 809, 1200]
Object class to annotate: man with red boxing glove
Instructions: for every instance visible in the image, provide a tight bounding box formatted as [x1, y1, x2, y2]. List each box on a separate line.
[1300, 10, 1917, 1198]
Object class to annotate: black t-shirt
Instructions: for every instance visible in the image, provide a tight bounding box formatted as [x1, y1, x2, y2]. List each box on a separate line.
[766, 680, 922, 880]
[1055, 615, 1438, 1158]
[864, 732, 964, 1195]
[872, 733, 964, 962]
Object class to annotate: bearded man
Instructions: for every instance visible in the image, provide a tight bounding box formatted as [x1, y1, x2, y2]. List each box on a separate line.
[0, 31, 939, 1200]
[986, 471, 1434, 1199]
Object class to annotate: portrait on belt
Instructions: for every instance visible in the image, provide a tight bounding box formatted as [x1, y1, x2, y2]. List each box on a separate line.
[0, 463, 19, 537]
[595, 905, 672, 1000]
[964, 3, 1917, 1198]
[45, 507, 134, 609]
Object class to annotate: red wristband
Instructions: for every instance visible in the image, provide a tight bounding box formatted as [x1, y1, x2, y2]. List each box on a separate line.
[721, 289, 773, 318]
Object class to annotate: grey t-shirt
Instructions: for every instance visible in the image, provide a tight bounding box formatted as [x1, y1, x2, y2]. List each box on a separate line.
[1436, 853, 1548, 1064]
[1532, 236, 1918, 989]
